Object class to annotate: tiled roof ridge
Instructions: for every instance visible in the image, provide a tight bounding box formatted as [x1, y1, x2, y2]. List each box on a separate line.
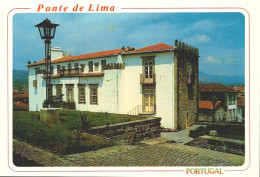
[199, 100, 222, 109]
[199, 83, 236, 93]
[28, 42, 175, 66]
[125, 42, 175, 53]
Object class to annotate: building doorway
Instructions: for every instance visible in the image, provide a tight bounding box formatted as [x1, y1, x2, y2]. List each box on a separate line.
[143, 89, 155, 114]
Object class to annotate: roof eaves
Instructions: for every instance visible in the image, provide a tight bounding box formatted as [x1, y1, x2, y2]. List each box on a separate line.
[122, 49, 175, 55]
[28, 54, 119, 67]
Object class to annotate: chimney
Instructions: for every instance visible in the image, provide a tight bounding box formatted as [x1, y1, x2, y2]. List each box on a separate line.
[125, 46, 135, 52]
[51, 47, 71, 60]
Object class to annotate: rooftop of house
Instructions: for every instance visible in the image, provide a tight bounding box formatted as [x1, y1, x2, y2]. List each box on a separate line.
[237, 99, 245, 106]
[13, 93, 29, 98]
[28, 42, 176, 67]
[199, 100, 222, 110]
[199, 83, 236, 93]
[228, 86, 245, 92]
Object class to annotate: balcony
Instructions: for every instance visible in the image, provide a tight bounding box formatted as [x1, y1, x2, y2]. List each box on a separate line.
[33, 80, 37, 87]
[140, 73, 156, 84]
[58, 68, 84, 76]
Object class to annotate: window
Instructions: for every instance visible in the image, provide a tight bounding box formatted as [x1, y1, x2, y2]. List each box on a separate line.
[142, 57, 155, 81]
[80, 64, 85, 69]
[68, 63, 72, 70]
[90, 84, 98, 104]
[144, 61, 153, 78]
[229, 94, 233, 105]
[101, 60, 106, 71]
[94, 62, 99, 71]
[89, 61, 93, 72]
[57, 65, 60, 71]
[51, 66, 54, 74]
[74, 63, 79, 69]
[78, 85, 86, 104]
[56, 85, 62, 97]
[66, 85, 74, 102]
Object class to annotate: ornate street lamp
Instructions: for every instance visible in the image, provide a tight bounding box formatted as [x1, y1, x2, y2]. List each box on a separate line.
[35, 18, 59, 107]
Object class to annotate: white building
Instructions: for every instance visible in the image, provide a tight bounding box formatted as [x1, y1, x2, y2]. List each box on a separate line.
[28, 41, 199, 130]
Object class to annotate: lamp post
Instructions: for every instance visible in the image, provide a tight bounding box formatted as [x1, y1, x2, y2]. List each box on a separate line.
[211, 95, 218, 124]
[35, 18, 59, 107]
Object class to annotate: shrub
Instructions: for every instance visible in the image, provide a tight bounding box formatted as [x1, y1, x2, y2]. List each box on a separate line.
[189, 126, 210, 139]
[13, 111, 115, 155]
[189, 124, 245, 140]
[80, 113, 90, 131]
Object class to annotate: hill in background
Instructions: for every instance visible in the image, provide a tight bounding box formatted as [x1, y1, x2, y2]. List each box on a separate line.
[199, 71, 245, 86]
[13, 70, 28, 91]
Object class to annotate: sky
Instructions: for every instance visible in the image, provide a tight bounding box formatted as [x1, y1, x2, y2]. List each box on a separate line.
[13, 13, 245, 76]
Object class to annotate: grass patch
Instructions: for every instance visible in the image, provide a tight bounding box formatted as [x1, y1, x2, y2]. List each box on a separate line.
[13, 111, 146, 155]
[189, 124, 245, 141]
[58, 110, 146, 130]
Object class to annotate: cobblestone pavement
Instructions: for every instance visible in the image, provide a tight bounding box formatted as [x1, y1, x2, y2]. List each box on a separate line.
[14, 138, 244, 167]
[161, 125, 204, 144]
[64, 138, 244, 166]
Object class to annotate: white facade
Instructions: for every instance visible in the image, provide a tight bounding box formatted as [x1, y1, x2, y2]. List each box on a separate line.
[29, 48, 177, 128]
[28, 42, 199, 129]
[226, 93, 238, 122]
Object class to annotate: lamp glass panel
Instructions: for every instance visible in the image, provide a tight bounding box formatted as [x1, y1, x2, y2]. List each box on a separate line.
[39, 27, 44, 38]
[50, 28, 55, 38]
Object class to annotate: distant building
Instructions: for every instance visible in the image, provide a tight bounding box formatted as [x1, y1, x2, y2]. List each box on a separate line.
[229, 86, 245, 123]
[27, 40, 199, 130]
[13, 93, 29, 111]
[198, 100, 226, 121]
[199, 83, 238, 122]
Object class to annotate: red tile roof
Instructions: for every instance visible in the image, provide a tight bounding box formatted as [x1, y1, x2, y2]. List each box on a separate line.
[28, 43, 175, 67]
[15, 101, 29, 111]
[228, 86, 245, 92]
[13, 93, 29, 98]
[126, 42, 175, 53]
[199, 83, 236, 93]
[199, 100, 222, 109]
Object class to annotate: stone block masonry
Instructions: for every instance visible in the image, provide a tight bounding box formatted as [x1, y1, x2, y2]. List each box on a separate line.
[88, 117, 161, 142]
[13, 138, 244, 167]
[174, 40, 199, 130]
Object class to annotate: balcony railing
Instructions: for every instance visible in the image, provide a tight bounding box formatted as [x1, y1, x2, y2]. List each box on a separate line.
[140, 73, 156, 84]
[127, 105, 156, 115]
[58, 68, 84, 76]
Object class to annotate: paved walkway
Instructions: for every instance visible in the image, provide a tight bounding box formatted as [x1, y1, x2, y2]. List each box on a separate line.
[161, 125, 204, 144]
[14, 137, 244, 167]
[64, 138, 244, 166]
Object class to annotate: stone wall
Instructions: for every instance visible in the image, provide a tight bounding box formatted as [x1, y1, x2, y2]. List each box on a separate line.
[186, 135, 245, 156]
[88, 117, 161, 142]
[174, 40, 199, 130]
[13, 139, 80, 166]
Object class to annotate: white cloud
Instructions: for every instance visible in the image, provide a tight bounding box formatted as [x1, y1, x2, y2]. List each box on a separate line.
[225, 58, 238, 63]
[205, 56, 221, 64]
[183, 34, 210, 44]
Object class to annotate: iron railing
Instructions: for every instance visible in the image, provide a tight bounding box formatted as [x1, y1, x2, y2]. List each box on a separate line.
[58, 68, 84, 76]
[127, 105, 156, 115]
